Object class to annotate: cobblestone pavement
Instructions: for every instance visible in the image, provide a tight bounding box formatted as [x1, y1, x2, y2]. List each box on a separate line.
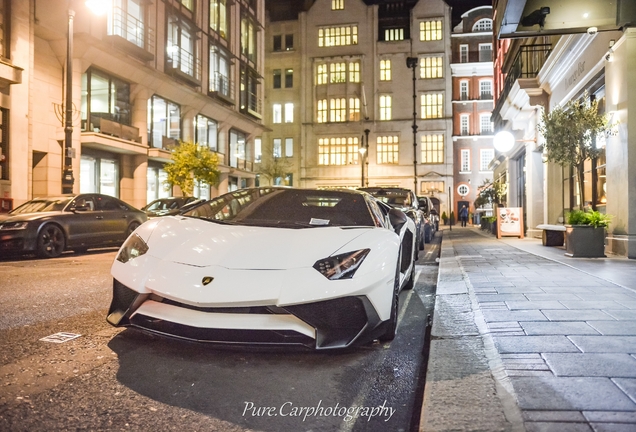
[420, 227, 636, 432]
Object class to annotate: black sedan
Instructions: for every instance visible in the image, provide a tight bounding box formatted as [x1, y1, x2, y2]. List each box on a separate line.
[360, 187, 427, 251]
[0, 194, 147, 258]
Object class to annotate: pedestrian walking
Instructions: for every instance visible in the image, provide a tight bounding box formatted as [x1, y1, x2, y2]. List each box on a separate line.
[459, 205, 468, 227]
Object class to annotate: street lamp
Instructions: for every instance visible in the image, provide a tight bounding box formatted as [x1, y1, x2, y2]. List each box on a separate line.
[359, 143, 366, 187]
[62, 0, 108, 194]
[359, 129, 370, 187]
[406, 57, 418, 193]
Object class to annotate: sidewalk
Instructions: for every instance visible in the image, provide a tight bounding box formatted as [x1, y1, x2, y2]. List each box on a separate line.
[419, 226, 636, 432]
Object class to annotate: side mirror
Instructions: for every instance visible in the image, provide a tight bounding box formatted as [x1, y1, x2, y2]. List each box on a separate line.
[389, 208, 408, 232]
[71, 204, 89, 212]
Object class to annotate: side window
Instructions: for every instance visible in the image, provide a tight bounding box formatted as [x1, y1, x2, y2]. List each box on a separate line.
[95, 196, 122, 211]
[366, 199, 385, 228]
[72, 196, 96, 211]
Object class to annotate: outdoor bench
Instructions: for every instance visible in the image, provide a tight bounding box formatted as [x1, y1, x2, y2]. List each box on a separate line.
[536, 224, 566, 246]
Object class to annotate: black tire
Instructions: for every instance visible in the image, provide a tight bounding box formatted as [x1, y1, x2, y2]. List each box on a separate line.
[379, 269, 400, 342]
[403, 266, 415, 290]
[126, 221, 141, 237]
[37, 224, 65, 258]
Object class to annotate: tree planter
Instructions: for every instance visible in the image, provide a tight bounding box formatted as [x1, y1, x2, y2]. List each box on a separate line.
[565, 225, 606, 257]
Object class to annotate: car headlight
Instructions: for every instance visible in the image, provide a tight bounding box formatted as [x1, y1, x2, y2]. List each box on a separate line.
[0, 221, 28, 230]
[116, 233, 149, 263]
[313, 249, 370, 280]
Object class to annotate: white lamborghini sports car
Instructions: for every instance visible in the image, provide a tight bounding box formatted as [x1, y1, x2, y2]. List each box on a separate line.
[107, 187, 417, 349]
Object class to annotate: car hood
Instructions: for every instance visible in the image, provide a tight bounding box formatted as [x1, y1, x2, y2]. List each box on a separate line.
[144, 216, 372, 270]
[0, 212, 59, 223]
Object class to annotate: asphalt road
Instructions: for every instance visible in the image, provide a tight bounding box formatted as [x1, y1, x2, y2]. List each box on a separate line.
[0, 235, 440, 432]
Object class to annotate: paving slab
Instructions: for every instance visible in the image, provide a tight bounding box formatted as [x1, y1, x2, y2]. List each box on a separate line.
[483, 310, 549, 322]
[493, 336, 581, 353]
[505, 301, 567, 310]
[542, 310, 615, 321]
[613, 378, 636, 401]
[519, 321, 601, 336]
[510, 377, 636, 410]
[568, 336, 636, 353]
[587, 321, 636, 335]
[542, 353, 636, 377]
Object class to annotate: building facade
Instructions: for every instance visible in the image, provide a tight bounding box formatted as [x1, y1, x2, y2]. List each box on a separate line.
[0, 0, 266, 211]
[263, 0, 454, 216]
[492, 0, 636, 258]
[450, 5, 494, 223]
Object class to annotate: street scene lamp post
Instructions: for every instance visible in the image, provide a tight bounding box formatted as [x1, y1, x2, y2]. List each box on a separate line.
[359, 142, 366, 187]
[364, 128, 370, 187]
[406, 57, 418, 194]
[62, 7, 75, 194]
[62, 1, 108, 194]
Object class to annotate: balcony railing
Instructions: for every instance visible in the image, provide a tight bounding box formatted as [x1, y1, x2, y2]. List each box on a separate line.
[209, 72, 235, 103]
[230, 157, 253, 171]
[167, 46, 202, 85]
[493, 43, 552, 122]
[108, 7, 155, 61]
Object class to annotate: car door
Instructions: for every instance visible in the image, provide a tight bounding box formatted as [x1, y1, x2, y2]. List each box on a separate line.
[64, 195, 104, 247]
[94, 195, 130, 245]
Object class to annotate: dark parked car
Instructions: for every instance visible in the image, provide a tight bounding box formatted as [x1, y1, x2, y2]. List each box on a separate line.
[142, 196, 201, 218]
[0, 194, 147, 258]
[417, 195, 438, 237]
[360, 187, 428, 250]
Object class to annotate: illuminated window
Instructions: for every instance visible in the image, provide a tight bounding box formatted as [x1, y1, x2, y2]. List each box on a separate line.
[330, 63, 346, 83]
[421, 93, 443, 119]
[472, 19, 492, 32]
[316, 64, 328, 85]
[285, 103, 294, 123]
[330, 98, 346, 122]
[480, 80, 492, 99]
[458, 184, 469, 196]
[318, 137, 360, 165]
[380, 60, 391, 81]
[332, 0, 344, 10]
[421, 181, 444, 195]
[317, 99, 327, 123]
[480, 114, 493, 134]
[420, 20, 442, 41]
[273, 138, 282, 157]
[421, 134, 444, 163]
[460, 81, 469, 100]
[420, 56, 443, 79]
[272, 104, 282, 124]
[385, 28, 404, 41]
[210, 0, 228, 39]
[377, 136, 399, 164]
[349, 97, 360, 121]
[460, 114, 469, 135]
[379, 95, 392, 120]
[285, 138, 293, 157]
[480, 149, 494, 171]
[460, 149, 470, 172]
[349, 61, 360, 83]
[318, 25, 358, 47]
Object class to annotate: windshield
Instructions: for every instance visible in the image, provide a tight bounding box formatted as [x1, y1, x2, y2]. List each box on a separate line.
[361, 189, 410, 207]
[182, 188, 375, 228]
[11, 198, 72, 214]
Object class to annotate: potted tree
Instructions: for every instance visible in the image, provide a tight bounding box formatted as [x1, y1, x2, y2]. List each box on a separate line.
[564, 210, 612, 257]
[441, 211, 448, 225]
[540, 92, 613, 257]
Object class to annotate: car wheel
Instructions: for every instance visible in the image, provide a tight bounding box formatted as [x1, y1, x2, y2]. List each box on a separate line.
[37, 224, 65, 258]
[126, 221, 140, 237]
[379, 268, 400, 342]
